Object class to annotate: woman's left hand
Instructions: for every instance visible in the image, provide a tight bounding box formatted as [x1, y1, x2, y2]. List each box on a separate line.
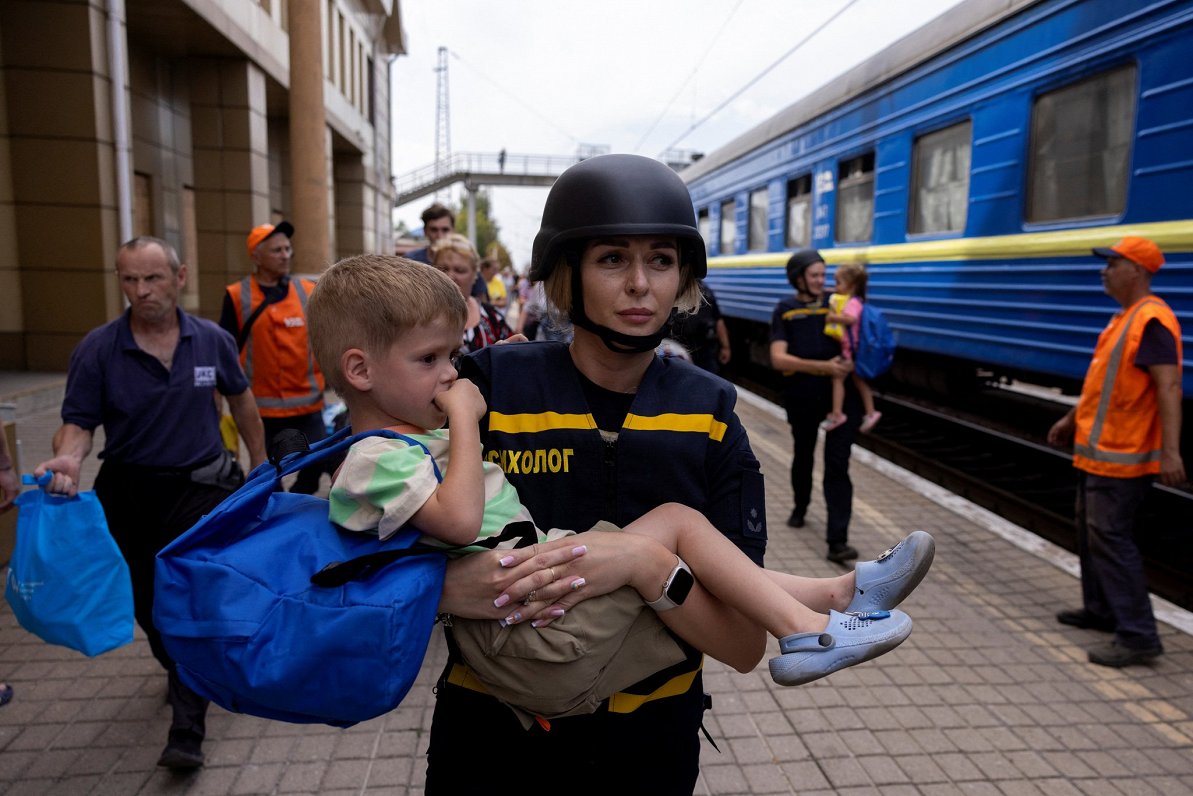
[496, 530, 671, 627]
[437, 535, 591, 620]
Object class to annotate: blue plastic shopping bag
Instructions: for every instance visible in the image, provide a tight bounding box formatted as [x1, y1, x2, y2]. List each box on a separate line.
[5, 473, 134, 657]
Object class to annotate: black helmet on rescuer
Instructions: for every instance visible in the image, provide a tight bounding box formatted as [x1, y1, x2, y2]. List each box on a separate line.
[530, 154, 707, 282]
[530, 154, 707, 354]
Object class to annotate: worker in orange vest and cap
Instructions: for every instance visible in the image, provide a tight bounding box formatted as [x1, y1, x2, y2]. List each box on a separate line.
[219, 221, 327, 493]
[1048, 236, 1185, 668]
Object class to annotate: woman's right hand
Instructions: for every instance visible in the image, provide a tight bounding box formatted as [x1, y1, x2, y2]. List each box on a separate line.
[824, 356, 853, 379]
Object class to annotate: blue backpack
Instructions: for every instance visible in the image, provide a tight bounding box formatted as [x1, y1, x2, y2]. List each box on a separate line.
[853, 303, 897, 380]
[154, 427, 447, 727]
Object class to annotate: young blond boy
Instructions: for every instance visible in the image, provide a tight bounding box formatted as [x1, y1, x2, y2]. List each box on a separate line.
[305, 255, 933, 722]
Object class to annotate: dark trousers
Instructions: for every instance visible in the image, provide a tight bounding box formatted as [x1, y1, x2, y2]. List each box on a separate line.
[1076, 472, 1161, 650]
[262, 411, 327, 494]
[426, 667, 705, 795]
[784, 387, 862, 547]
[94, 460, 238, 744]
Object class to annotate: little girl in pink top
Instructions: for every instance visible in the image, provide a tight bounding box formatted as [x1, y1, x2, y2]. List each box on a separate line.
[821, 262, 881, 433]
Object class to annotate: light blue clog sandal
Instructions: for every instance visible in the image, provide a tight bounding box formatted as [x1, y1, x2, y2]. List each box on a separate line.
[769, 609, 913, 686]
[847, 531, 935, 613]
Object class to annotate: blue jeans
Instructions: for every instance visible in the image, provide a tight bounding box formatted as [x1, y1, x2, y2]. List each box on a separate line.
[1076, 472, 1161, 650]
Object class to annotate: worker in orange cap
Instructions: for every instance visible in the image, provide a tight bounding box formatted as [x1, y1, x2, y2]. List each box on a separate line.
[1048, 236, 1184, 668]
[219, 221, 327, 493]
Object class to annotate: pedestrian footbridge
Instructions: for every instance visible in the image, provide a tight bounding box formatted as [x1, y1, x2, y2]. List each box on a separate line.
[393, 151, 587, 208]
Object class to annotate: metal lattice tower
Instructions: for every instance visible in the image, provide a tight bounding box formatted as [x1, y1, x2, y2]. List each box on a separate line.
[433, 46, 451, 182]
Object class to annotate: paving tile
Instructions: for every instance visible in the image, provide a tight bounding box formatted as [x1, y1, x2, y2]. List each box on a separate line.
[3, 379, 1192, 794]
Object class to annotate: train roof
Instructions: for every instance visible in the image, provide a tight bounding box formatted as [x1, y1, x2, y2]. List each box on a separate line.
[680, 0, 1039, 184]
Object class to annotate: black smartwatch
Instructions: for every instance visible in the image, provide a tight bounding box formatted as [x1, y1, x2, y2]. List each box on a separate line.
[645, 556, 694, 612]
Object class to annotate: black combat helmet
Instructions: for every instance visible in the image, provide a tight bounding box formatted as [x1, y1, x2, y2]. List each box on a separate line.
[530, 154, 708, 282]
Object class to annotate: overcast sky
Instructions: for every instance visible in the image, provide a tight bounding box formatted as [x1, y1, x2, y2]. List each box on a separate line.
[389, 0, 969, 270]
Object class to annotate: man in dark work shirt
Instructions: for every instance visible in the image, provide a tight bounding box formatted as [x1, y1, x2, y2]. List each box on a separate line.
[1048, 236, 1185, 668]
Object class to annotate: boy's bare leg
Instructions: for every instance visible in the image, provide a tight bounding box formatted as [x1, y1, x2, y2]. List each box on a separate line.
[623, 503, 831, 638]
[764, 568, 855, 614]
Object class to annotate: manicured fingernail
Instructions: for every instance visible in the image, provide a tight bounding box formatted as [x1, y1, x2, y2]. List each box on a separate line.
[570, 578, 586, 591]
[531, 619, 547, 628]
[572, 545, 587, 557]
[503, 611, 522, 625]
[493, 594, 510, 608]
[499, 555, 516, 567]
[549, 608, 565, 618]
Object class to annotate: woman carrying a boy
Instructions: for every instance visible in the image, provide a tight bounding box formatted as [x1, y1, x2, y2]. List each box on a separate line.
[421, 155, 921, 795]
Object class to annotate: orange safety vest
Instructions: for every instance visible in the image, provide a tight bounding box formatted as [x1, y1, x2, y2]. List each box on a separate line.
[1073, 295, 1182, 478]
[227, 276, 325, 418]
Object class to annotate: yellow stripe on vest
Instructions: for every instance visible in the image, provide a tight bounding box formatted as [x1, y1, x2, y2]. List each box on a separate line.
[445, 661, 702, 714]
[623, 413, 728, 442]
[489, 411, 596, 434]
[781, 307, 828, 321]
[605, 659, 704, 714]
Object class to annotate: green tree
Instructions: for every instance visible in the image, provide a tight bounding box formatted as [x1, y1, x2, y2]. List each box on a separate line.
[452, 190, 503, 261]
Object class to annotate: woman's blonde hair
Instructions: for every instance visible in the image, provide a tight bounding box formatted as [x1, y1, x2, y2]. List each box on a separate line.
[429, 232, 479, 272]
[307, 255, 466, 394]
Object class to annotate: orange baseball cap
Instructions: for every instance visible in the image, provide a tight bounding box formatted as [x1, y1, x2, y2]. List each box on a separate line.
[1092, 236, 1164, 273]
[246, 221, 294, 257]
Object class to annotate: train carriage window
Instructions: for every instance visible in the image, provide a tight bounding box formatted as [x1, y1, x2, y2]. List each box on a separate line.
[1027, 65, 1136, 222]
[836, 153, 875, 243]
[748, 188, 768, 252]
[786, 175, 812, 248]
[910, 122, 971, 234]
[720, 199, 736, 254]
[697, 209, 711, 251]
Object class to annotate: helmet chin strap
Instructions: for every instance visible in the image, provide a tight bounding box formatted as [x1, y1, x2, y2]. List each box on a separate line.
[569, 263, 666, 354]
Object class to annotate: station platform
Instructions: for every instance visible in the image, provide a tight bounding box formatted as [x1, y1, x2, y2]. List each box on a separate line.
[1, 373, 1191, 795]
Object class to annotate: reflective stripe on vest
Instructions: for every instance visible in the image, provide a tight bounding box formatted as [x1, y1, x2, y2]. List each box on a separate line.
[238, 277, 323, 412]
[445, 659, 702, 714]
[1075, 299, 1157, 465]
[488, 410, 727, 442]
[1073, 296, 1180, 476]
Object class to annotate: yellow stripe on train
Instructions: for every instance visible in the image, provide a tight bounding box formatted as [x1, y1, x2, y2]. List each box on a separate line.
[706, 219, 1193, 268]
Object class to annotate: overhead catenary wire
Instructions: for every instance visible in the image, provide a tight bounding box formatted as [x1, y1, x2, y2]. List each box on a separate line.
[632, 0, 746, 154]
[446, 49, 582, 147]
[659, 0, 861, 154]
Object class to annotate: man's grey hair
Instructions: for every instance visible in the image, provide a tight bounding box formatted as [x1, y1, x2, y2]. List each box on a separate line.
[118, 236, 182, 274]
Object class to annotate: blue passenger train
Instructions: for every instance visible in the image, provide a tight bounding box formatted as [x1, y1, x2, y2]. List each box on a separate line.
[682, 0, 1193, 396]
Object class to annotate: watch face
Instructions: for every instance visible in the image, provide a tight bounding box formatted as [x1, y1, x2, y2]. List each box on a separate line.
[668, 567, 695, 606]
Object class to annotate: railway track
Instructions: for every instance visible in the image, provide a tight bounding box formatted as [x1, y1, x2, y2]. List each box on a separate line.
[729, 366, 1193, 612]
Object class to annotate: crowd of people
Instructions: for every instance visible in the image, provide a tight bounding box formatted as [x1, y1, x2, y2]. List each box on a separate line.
[1, 153, 1183, 788]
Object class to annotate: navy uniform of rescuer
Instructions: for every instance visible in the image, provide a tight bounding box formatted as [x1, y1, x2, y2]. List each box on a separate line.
[769, 249, 863, 563]
[219, 221, 326, 493]
[425, 154, 768, 795]
[1048, 236, 1185, 668]
[33, 236, 266, 770]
